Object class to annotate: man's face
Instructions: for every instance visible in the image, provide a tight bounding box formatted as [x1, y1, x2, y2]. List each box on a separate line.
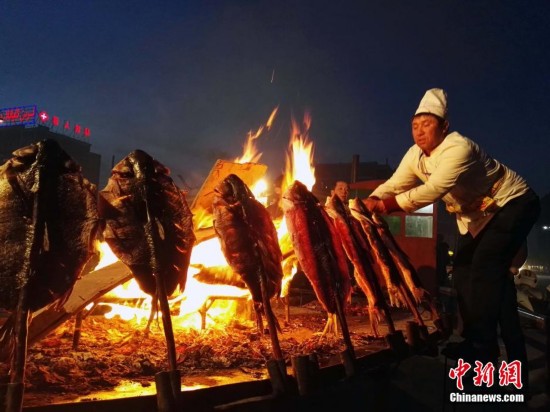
[411, 114, 448, 155]
[334, 182, 349, 202]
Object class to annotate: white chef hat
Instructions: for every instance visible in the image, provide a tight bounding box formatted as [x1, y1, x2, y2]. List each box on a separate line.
[414, 88, 448, 119]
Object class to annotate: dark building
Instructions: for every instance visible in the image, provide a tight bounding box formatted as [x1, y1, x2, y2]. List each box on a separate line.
[313, 155, 394, 199]
[0, 125, 101, 185]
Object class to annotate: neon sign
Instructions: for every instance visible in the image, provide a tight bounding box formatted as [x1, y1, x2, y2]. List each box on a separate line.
[41, 111, 90, 138]
[0, 105, 37, 127]
[0, 105, 91, 138]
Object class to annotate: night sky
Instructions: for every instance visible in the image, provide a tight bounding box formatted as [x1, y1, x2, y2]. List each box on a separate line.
[1, 1, 549, 196]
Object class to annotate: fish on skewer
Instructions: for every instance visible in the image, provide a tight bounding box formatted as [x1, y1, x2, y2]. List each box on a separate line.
[282, 181, 354, 356]
[98, 150, 195, 376]
[370, 211, 443, 327]
[212, 174, 284, 360]
[0, 139, 102, 412]
[348, 198, 406, 308]
[349, 198, 427, 328]
[325, 194, 395, 337]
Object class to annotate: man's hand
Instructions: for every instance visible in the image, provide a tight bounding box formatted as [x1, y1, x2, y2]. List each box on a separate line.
[363, 197, 386, 214]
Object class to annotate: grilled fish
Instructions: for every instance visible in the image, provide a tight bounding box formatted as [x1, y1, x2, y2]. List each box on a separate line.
[349, 198, 406, 308]
[325, 195, 395, 336]
[0, 139, 102, 312]
[282, 181, 352, 337]
[370, 212, 442, 324]
[350, 198, 427, 327]
[212, 174, 283, 331]
[98, 150, 195, 298]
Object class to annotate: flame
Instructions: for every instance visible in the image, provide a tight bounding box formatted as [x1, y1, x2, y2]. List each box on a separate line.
[250, 178, 268, 206]
[193, 207, 214, 231]
[234, 106, 278, 164]
[88, 235, 252, 327]
[93, 242, 119, 271]
[278, 111, 317, 295]
[190, 236, 229, 267]
[176, 274, 249, 329]
[283, 112, 316, 192]
[89, 108, 321, 331]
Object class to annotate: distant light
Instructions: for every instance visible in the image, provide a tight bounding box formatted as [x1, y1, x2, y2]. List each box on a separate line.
[39, 111, 49, 122]
[543, 226, 549, 230]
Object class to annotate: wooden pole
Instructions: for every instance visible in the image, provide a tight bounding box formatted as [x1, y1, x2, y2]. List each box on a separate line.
[143, 189, 180, 410]
[5, 289, 30, 412]
[155, 371, 176, 412]
[334, 290, 356, 361]
[72, 310, 84, 350]
[258, 266, 283, 361]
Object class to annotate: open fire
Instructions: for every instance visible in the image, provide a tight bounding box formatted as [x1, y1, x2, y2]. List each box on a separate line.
[1, 107, 441, 411]
[84, 106, 316, 334]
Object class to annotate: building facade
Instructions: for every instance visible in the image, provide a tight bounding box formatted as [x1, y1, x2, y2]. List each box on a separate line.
[0, 125, 101, 185]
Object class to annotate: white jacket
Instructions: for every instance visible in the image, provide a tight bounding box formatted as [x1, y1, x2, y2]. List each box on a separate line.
[370, 132, 530, 236]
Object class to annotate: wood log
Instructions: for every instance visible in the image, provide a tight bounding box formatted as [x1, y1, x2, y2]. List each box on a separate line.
[27, 261, 132, 345]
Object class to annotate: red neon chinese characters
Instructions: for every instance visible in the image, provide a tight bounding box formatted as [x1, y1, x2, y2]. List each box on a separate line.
[449, 358, 471, 391]
[39, 111, 49, 122]
[499, 360, 523, 389]
[84, 127, 90, 137]
[64, 120, 70, 130]
[473, 361, 495, 387]
[52, 116, 60, 127]
[74, 124, 81, 134]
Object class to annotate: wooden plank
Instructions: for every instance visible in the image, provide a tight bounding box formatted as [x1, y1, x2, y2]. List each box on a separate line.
[190, 160, 267, 214]
[27, 261, 132, 345]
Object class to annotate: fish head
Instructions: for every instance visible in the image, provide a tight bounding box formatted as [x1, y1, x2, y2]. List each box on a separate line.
[281, 180, 322, 214]
[113, 150, 157, 181]
[214, 174, 254, 204]
[109, 150, 171, 190]
[370, 212, 386, 227]
[6, 139, 80, 193]
[349, 197, 370, 216]
[13, 139, 77, 169]
[282, 180, 312, 203]
[327, 193, 348, 216]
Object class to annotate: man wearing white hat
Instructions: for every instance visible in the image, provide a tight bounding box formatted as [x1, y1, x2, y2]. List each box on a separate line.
[364, 88, 540, 395]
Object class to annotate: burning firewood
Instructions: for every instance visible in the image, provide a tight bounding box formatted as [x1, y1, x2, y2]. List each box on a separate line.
[98, 150, 196, 408]
[282, 181, 355, 360]
[212, 174, 285, 363]
[0, 139, 102, 412]
[324, 194, 396, 338]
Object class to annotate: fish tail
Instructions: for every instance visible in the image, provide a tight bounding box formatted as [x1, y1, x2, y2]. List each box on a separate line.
[368, 306, 381, 337]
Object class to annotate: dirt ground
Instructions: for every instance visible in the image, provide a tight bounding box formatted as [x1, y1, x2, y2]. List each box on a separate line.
[1, 295, 431, 408]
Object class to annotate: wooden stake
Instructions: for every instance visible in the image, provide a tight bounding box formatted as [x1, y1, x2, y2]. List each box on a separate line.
[334, 289, 356, 361]
[258, 266, 283, 361]
[6, 289, 30, 412]
[155, 371, 176, 412]
[72, 310, 84, 350]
